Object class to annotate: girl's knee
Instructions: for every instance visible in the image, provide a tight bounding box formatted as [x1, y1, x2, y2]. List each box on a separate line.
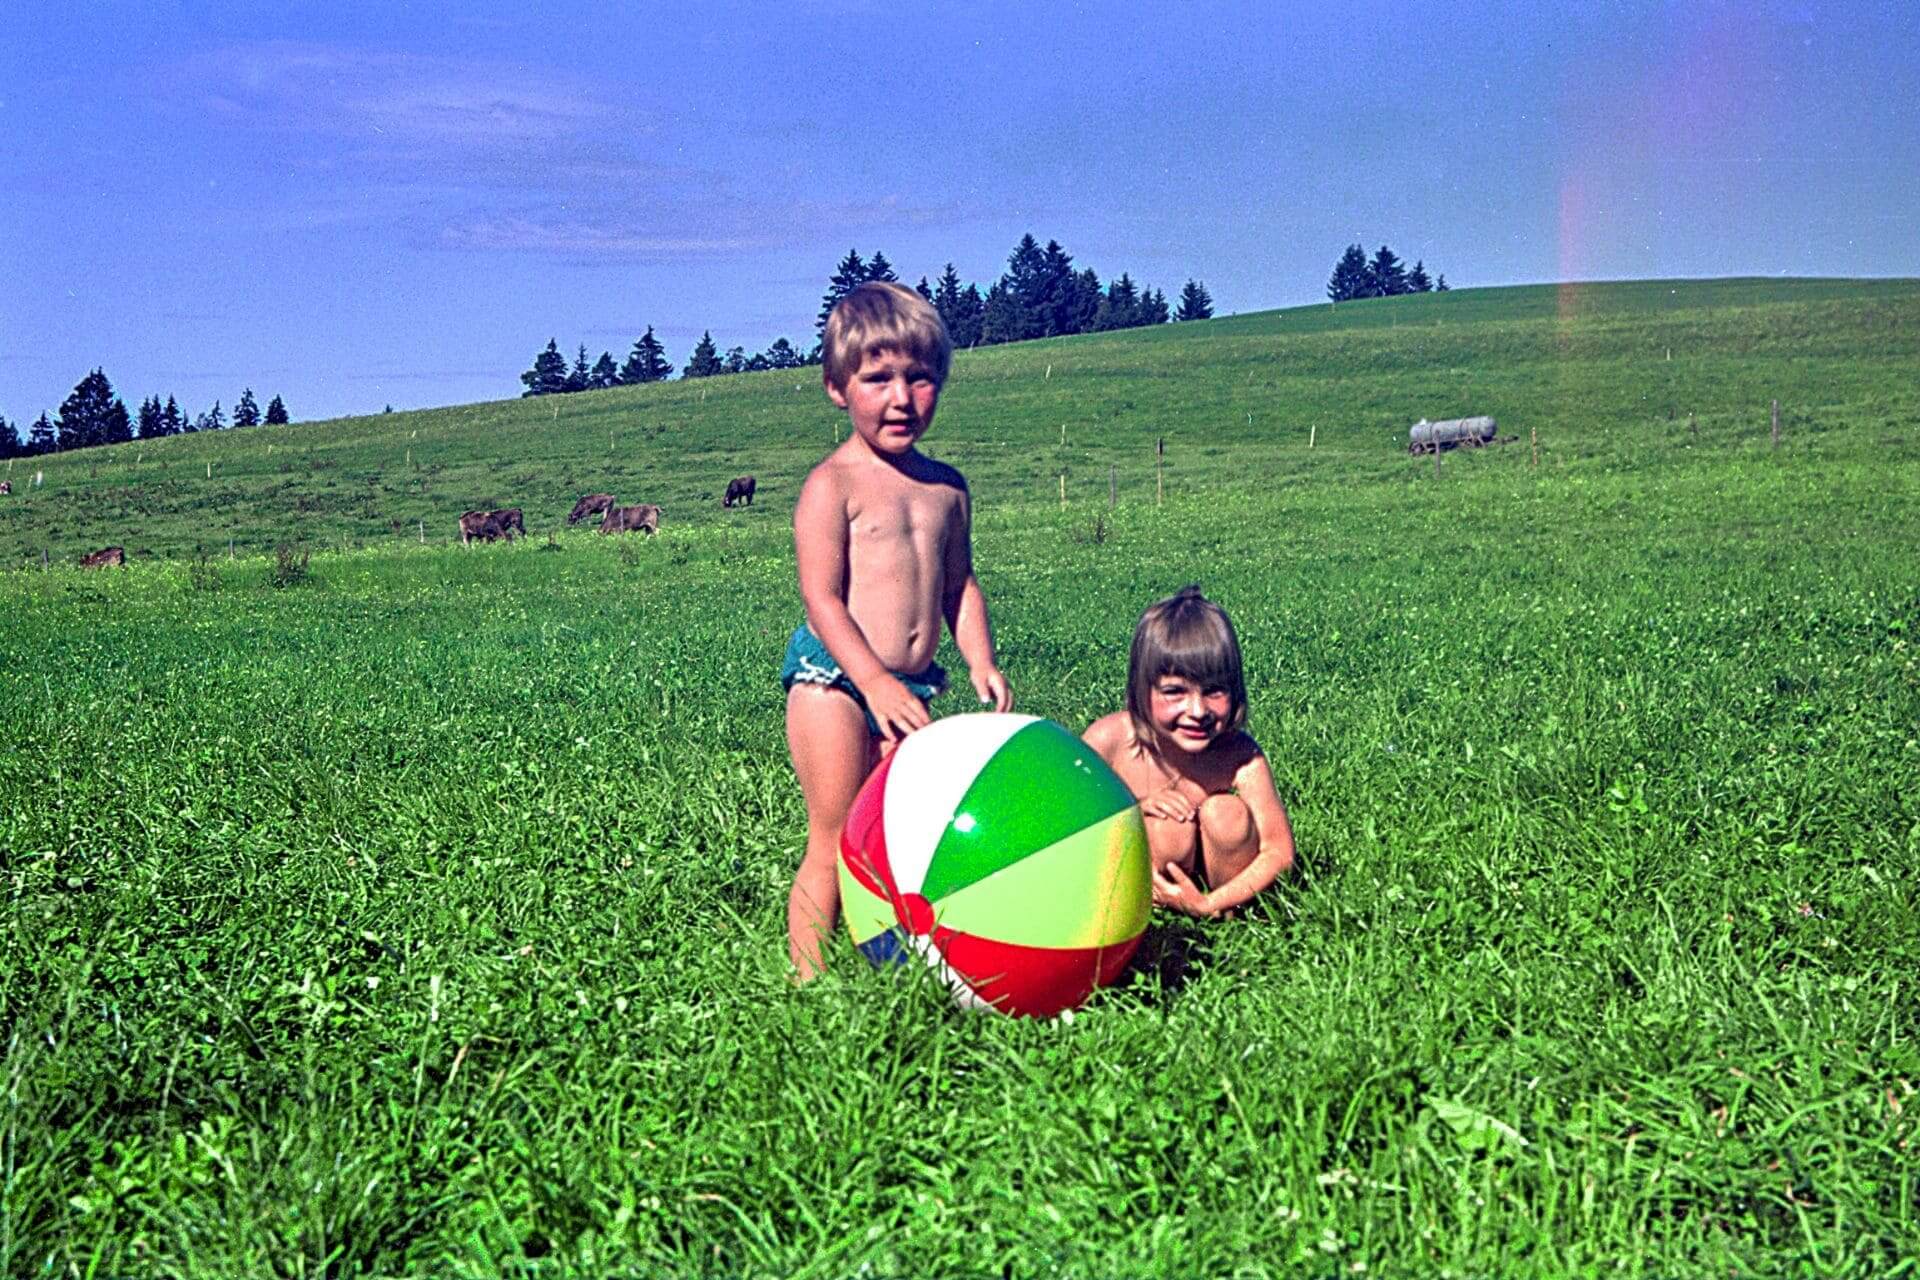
[1198, 793, 1254, 848]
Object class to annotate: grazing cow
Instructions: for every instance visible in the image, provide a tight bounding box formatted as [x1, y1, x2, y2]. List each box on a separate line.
[723, 475, 757, 508]
[489, 507, 525, 540]
[0, 480, 11, 496]
[459, 509, 509, 544]
[599, 503, 661, 535]
[80, 546, 125, 569]
[567, 493, 615, 525]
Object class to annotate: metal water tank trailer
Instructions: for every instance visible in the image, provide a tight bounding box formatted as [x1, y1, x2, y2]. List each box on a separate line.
[1409, 415, 1497, 453]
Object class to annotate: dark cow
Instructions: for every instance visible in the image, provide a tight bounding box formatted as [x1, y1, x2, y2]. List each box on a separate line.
[568, 493, 615, 525]
[80, 546, 125, 569]
[0, 480, 11, 496]
[459, 510, 505, 544]
[599, 503, 661, 535]
[723, 475, 757, 508]
[490, 507, 525, 540]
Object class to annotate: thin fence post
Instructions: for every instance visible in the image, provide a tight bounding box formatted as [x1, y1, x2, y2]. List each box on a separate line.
[42, 548, 49, 570]
[1771, 399, 1780, 449]
[1059, 472, 1066, 508]
[1309, 424, 1316, 450]
[228, 537, 234, 559]
[1109, 464, 1116, 509]
[1688, 412, 1697, 439]
[1156, 438, 1164, 506]
[419, 519, 425, 544]
[1530, 425, 1539, 469]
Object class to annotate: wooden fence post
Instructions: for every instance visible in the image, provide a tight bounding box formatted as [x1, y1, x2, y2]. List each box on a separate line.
[1771, 399, 1780, 449]
[419, 519, 425, 544]
[1059, 472, 1066, 507]
[1109, 464, 1116, 508]
[1309, 424, 1316, 450]
[1531, 425, 1539, 469]
[1156, 438, 1164, 506]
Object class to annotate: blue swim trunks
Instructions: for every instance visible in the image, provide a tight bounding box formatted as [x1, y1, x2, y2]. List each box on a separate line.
[781, 622, 948, 737]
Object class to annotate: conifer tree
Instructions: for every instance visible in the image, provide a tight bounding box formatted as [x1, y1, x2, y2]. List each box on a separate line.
[723, 346, 748, 375]
[1366, 244, 1408, 297]
[566, 345, 591, 393]
[915, 276, 933, 301]
[864, 251, 897, 283]
[1094, 274, 1140, 331]
[137, 395, 165, 439]
[589, 351, 620, 389]
[164, 396, 186, 434]
[818, 249, 869, 332]
[683, 331, 722, 378]
[1138, 286, 1170, 325]
[520, 339, 571, 397]
[999, 234, 1048, 341]
[621, 327, 674, 383]
[1407, 260, 1433, 292]
[233, 387, 261, 427]
[1064, 268, 1102, 336]
[27, 412, 58, 454]
[952, 284, 986, 349]
[1435, 274, 1450, 292]
[764, 337, 803, 369]
[197, 401, 225, 432]
[1327, 243, 1371, 301]
[1176, 279, 1215, 321]
[265, 395, 289, 424]
[0, 416, 18, 460]
[979, 282, 1025, 346]
[58, 369, 130, 450]
[746, 350, 772, 372]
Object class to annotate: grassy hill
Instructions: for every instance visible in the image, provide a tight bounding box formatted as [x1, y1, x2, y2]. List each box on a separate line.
[3, 276, 1916, 563]
[3, 278, 1918, 1276]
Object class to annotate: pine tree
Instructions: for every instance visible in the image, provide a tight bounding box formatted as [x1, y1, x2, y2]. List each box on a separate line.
[979, 282, 1025, 346]
[1407, 260, 1433, 293]
[566, 345, 591, 393]
[0, 416, 18, 460]
[1000, 234, 1048, 341]
[1064, 268, 1102, 336]
[818, 249, 868, 332]
[137, 395, 165, 439]
[621, 327, 673, 383]
[683, 331, 722, 378]
[915, 276, 933, 300]
[1175, 279, 1215, 321]
[1366, 244, 1408, 297]
[520, 339, 571, 397]
[233, 387, 261, 427]
[58, 368, 130, 450]
[1435, 274, 1450, 292]
[764, 337, 803, 369]
[197, 401, 225, 432]
[1138, 287, 1170, 326]
[1094, 274, 1140, 331]
[27, 412, 58, 454]
[952, 284, 985, 349]
[723, 346, 748, 375]
[864, 251, 897, 283]
[746, 350, 773, 372]
[1327, 243, 1371, 302]
[164, 396, 186, 434]
[265, 395, 289, 424]
[589, 351, 620, 389]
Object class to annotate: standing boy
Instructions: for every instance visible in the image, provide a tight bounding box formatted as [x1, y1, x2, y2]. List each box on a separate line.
[783, 282, 1012, 978]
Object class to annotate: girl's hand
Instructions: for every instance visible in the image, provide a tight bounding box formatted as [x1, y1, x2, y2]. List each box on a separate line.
[970, 665, 1013, 712]
[859, 675, 932, 742]
[1153, 861, 1217, 918]
[1139, 785, 1197, 823]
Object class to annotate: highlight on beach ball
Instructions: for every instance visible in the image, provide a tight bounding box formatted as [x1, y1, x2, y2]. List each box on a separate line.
[838, 713, 1151, 1017]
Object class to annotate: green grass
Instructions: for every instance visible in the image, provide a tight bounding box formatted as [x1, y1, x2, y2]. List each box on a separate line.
[3, 278, 1918, 1276]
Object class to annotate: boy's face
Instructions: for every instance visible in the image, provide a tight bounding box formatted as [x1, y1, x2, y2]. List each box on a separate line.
[827, 347, 940, 457]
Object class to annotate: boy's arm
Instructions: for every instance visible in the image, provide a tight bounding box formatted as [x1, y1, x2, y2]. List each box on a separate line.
[1201, 752, 1296, 914]
[794, 470, 931, 736]
[941, 486, 1012, 711]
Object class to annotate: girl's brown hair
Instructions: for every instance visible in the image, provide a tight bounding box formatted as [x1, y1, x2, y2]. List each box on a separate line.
[1126, 585, 1248, 755]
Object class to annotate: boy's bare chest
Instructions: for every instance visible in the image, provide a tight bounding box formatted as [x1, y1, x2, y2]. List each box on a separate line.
[846, 487, 963, 548]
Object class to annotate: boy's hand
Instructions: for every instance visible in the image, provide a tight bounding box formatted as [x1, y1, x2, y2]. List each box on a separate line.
[1139, 785, 1197, 823]
[1152, 861, 1217, 918]
[970, 665, 1013, 712]
[860, 674, 933, 742]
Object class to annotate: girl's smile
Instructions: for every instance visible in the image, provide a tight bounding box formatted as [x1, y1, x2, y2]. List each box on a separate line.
[1151, 674, 1232, 753]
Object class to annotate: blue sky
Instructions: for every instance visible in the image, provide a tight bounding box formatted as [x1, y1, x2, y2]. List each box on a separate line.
[2, 0, 1914, 424]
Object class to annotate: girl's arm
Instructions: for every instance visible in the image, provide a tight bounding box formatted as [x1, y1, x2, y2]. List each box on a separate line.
[1202, 751, 1295, 914]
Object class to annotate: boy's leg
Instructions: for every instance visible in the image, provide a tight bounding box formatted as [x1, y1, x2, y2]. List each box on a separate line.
[785, 684, 879, 980]
[1197, 794, 1259, 890]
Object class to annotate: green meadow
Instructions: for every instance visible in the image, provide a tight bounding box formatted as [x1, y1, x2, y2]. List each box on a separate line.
[3, 278, 1918, 1276]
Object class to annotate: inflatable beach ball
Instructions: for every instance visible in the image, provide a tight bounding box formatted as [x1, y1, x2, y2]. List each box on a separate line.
[838, 713, 1151, 1017]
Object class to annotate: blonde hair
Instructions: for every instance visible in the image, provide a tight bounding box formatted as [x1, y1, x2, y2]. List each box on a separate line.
[821, 281, 952, 390]
[1126, 585, 1248, 755]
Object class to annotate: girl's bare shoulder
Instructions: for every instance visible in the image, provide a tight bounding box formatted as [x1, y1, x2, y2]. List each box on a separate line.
[1082, 711, 1131, 755]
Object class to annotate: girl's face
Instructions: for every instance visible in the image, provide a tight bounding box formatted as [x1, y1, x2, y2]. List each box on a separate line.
[1149, 672, 1233, 754]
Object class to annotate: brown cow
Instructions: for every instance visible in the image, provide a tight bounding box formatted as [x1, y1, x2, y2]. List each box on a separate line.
[599, 503, 661, 535]
[80, 546, 125, 569]
[458, 509, 507, 544]
[567, 493, 615, 525]
[723, 475, 757, 508]
[490, 507, 525, 540]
